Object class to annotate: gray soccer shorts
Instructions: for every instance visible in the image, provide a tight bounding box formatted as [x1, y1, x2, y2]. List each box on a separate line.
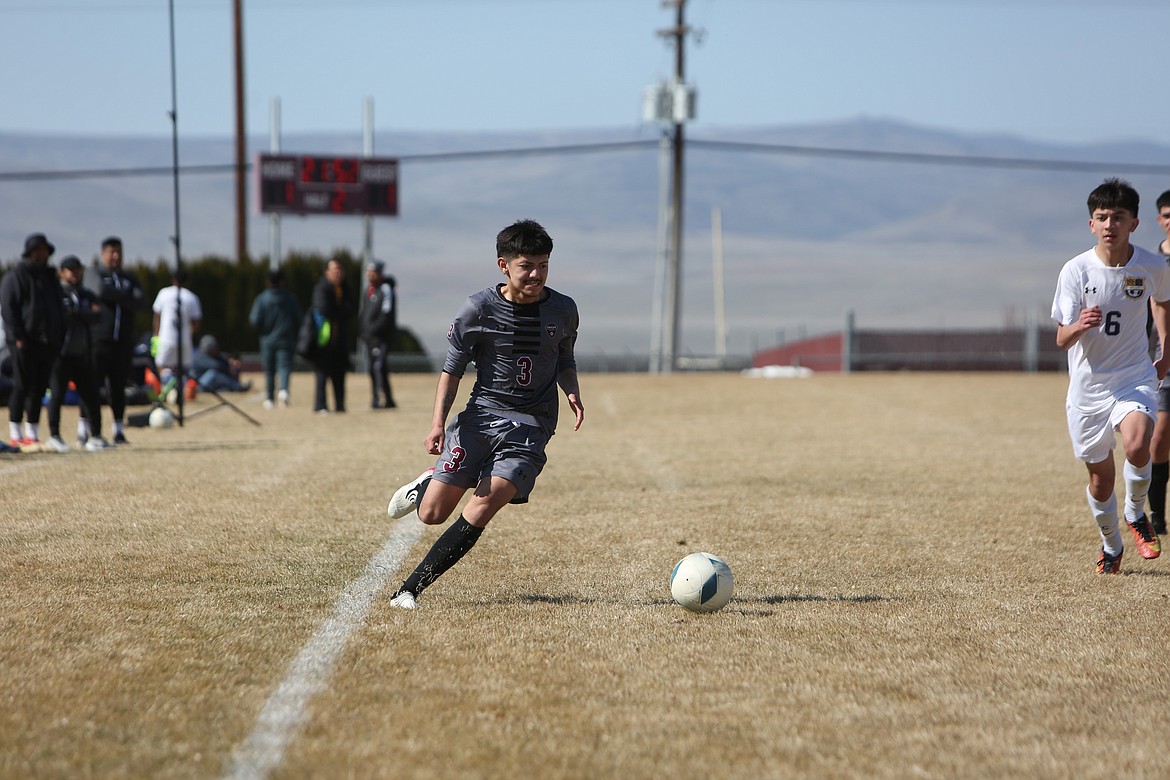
[432, 407, 549, 502]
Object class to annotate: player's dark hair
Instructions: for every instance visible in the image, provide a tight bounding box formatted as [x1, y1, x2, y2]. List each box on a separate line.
[497, 219, 553, 259]
[1087, 177, 1140, 217]
[1157, 190, 1170, 212]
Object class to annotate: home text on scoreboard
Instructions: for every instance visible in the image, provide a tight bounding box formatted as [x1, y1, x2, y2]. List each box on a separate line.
[257, 154, 399, 216]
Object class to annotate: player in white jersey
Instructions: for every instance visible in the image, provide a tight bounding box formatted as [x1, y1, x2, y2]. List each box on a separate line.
[1144, 190, 1170, 536]
[1052, 178, 1168, 572]
[384, 219, 585, 608]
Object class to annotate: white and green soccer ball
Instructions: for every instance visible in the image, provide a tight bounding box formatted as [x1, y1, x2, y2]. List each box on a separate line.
[149, 406, 175, 429]
[670, 552, 734, 613]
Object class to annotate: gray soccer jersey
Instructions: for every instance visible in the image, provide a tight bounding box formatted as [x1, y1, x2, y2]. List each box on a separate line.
[442, 285, 579, 434]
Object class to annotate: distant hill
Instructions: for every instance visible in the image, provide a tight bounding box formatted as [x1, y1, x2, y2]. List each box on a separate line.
[3, 119, 1168, 358]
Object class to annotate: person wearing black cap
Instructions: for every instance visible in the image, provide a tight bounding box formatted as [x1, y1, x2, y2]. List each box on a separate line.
[88, 236, 145, 445]
[0, 234, 66, 449]
[360, 260, 397, 409]
[46, 256, 111, 453]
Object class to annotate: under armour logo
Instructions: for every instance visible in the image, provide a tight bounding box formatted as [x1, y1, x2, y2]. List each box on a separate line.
[1085, 285, 1097, 294]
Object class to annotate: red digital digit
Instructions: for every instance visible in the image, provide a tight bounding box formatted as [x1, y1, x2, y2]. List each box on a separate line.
[331, 188, 347, 213]
[284, 181, 294, 205]
[300, 156, 316, 182]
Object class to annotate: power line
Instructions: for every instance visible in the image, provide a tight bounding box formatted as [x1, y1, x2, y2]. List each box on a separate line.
[688, 139, 1170, 175]
[2, 136, 1168, 182]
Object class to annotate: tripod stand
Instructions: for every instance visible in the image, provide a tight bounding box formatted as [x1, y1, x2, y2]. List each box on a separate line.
[161, 0, 258, 431]
[183, 382, 261, 427]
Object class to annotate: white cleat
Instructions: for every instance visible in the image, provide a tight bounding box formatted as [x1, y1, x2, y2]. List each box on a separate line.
[387, 468, 434, 519]
[46, 436, 71, 453]
[84, 436, 114, 452]
[389, 591, 417, 610]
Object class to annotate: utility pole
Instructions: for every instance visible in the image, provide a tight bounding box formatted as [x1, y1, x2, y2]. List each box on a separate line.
[657, 0, 692, 373]
[233, 0, 247, 262]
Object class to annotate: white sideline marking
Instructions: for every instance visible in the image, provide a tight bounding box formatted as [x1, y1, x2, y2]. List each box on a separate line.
[224, 516, 424, 780]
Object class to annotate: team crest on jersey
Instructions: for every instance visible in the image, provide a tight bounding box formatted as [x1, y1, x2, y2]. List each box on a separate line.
[1124, 276, 1146, 299]
[545, 323, 557, 338]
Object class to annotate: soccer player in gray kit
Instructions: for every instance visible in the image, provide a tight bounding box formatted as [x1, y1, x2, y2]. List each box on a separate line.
[386, 219, 585, 609]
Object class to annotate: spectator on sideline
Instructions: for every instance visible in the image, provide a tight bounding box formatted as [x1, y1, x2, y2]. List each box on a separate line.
[191, 335, 251, 393]
[46, 256, 111, 452]
[248, 268, 301, 409]
[89, 236, 145, 445]
[360, 260, 397, 409]
[1, 233, 65, 450]
[151, 267, 202, 392]
[310, 257, 355, 414]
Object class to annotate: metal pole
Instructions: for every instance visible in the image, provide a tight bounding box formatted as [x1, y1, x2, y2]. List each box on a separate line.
[233, 0, 247, 263]
[660, 0, 687, 373]
[712, 206, 727, 362]
[649, 130, 671, 373]
[269, 97, 281, 271]
[362, 96, 374, 266]
[168, 0, 185, 424]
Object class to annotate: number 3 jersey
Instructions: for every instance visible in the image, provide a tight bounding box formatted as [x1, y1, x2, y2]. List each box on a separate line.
[442, 284, 579, 436]
[1052, 245, 1170, 412]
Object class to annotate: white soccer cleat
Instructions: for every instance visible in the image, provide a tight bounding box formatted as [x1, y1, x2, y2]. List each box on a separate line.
[387, 468, 434, 519]
[46, 436, 70, 453]
[84, 436, 113, 452]
[389, 591, 417, 610]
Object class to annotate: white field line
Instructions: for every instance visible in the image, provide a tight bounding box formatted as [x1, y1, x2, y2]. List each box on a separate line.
[223, 516, 424, 780]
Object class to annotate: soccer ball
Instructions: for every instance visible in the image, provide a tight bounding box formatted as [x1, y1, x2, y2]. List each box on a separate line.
[670, 552, 734, 613]
[149, 406, 175, 429]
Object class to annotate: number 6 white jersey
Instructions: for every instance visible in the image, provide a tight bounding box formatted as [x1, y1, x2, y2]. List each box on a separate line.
[1052, 245, 1170, 413]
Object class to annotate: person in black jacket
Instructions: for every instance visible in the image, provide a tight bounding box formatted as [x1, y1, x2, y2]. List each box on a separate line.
[46, 256, 110, 452]
[311, 258, 355, 413]
[0, 234, 65, 449]
[88, 236, 145, 445]
[360, 260, 397, 409]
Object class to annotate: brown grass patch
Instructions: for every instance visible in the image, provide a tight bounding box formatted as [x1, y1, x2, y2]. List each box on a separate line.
[2, 372, 1168, 779]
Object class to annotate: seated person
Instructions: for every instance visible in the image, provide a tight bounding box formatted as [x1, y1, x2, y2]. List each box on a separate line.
[191, 335, 252, 392]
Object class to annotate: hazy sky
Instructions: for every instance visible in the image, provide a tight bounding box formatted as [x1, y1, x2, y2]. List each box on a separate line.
[3, 0, 1169, 145]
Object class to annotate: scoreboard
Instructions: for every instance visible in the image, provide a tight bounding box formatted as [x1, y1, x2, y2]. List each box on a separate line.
[257, 153, 399, 216]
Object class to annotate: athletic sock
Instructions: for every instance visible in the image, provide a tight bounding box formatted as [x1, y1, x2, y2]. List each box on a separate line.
[1150, 461, 1169, 519]
[9, 422, 20, 441]
[1124, 459, 1152, 524]
[1087, 486, 1123, 556]
[25, 423, 39, 441]
[77, 418, 90, 440]
[400, 516, 484, 597]
[113, 420, 124, 436]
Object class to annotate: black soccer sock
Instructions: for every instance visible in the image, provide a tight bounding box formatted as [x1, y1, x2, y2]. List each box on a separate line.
[1150, 461, 1169, 517]
[400, 516, 484, 597]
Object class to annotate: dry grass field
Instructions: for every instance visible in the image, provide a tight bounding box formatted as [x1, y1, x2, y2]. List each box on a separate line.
[3, 371, 1170, 780]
